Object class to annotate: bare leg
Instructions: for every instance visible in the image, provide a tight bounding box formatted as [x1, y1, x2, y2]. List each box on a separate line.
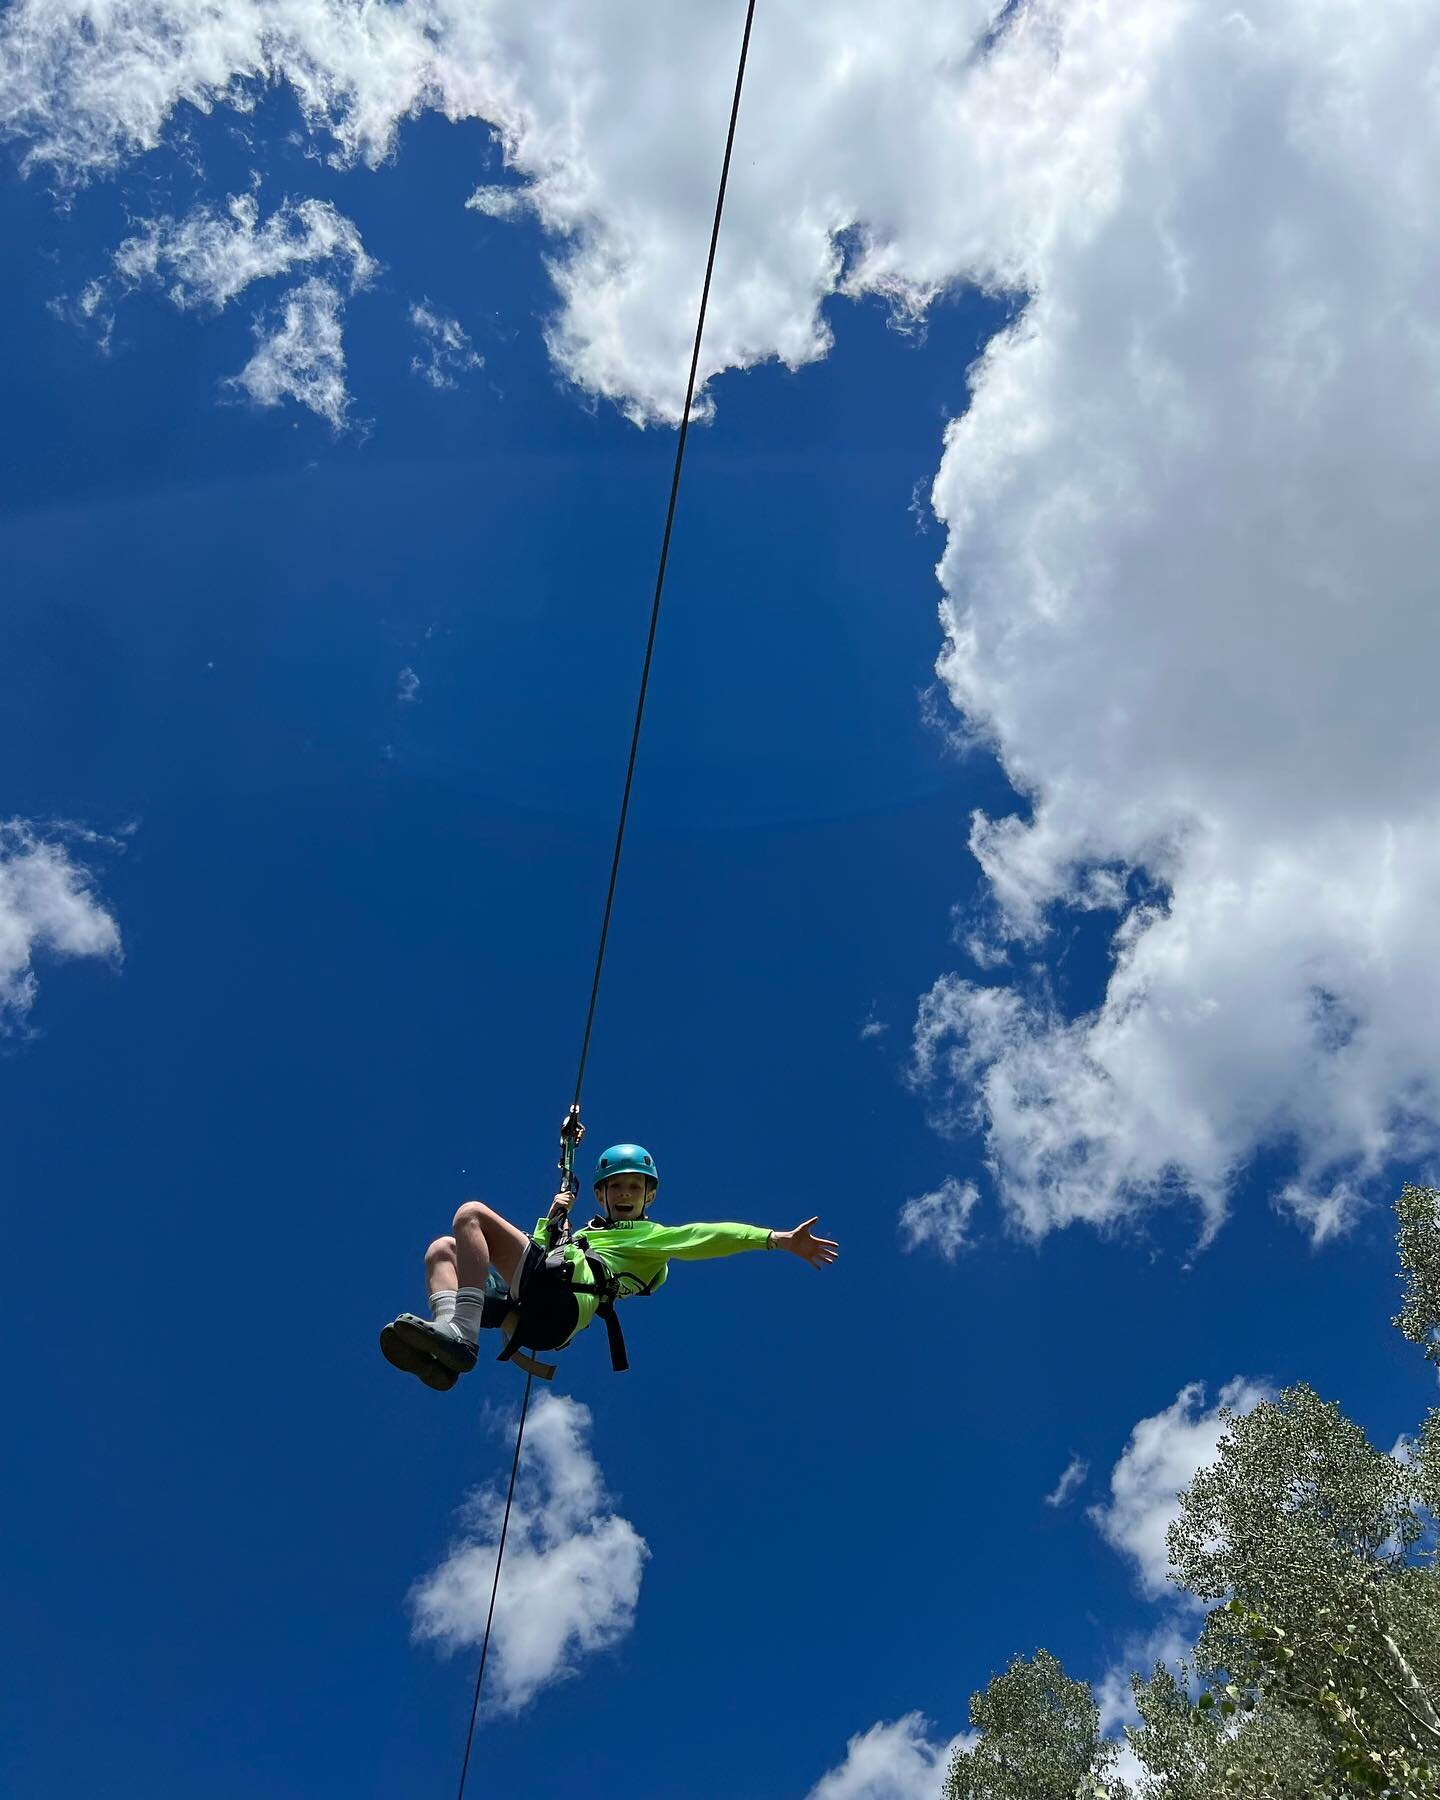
[451, 1200, 531, 1292]
[424, 1235, 458, 1297]
[382, 1201, 536, 1384]
[382, 1232, 472, 1387]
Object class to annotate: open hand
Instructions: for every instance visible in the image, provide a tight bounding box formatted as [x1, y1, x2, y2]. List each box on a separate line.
[774, 1217, 839, 1268]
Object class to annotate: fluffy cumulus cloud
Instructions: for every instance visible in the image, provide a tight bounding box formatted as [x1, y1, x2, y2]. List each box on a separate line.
[1089, 1379, 1269, 1599]
[4, 0, 1440, 1239]
[0, 0, 1092, 417]
[0, 821, 122, 1030]
[409, 1394, 647, 1713]
[910, 3, 1440, 1246]
[409, 301, 482, 389]
[897, 1176, 980, 1261]
[228, 276, 353, 429]
[806, 1715, 972, 1800]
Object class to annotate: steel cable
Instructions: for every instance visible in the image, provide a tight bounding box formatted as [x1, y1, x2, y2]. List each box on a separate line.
[453, 6, 758, 1791]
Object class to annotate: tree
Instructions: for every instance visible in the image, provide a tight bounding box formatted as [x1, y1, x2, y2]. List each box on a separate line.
[945, 1650, 1120, 1800]
[1228, 1597, 1440, 1798]
[934, 1187, 1440, 1799]
[1125, 1660, 1333, 1800]
[1395, 1184, 1440, 1367]
[1167, 1383, 1430, 1683]
[1156, 1184, 1440, 1796]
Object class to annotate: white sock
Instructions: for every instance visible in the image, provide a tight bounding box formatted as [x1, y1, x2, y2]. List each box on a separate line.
[451, 1286, 485, 1345]
[429, 1290, 457, 1325]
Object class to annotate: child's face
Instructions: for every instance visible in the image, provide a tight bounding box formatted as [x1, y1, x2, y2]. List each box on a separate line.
[601, 1173, 651, 1218]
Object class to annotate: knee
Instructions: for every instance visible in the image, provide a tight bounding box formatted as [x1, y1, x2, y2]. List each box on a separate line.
[453, 1199, 496, 1237]
[424, 1235, 457, 1266]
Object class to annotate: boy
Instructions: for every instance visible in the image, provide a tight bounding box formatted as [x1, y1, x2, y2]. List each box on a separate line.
[381, 1142, 838, 1387]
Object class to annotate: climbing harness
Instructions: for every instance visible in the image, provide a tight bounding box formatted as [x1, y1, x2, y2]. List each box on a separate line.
[490, 1127, 657, 1376]
[453, 7, 759, 1791]
[496, 1238, 631, 1375]
[483, 1119, 653, 1378]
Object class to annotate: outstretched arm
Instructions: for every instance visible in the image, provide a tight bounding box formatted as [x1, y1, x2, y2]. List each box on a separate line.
[768, 1217, 839, 1269]
[627, 1219, 835, 1262]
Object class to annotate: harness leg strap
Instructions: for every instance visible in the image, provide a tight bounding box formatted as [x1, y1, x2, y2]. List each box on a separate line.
[493, 1310, 558, 1381]
[595, 1300, 628, 1373]
[507, 1347, 557, 1382]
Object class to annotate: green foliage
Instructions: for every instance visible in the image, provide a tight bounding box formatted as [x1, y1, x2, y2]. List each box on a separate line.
[1165, 1377, 1440, 1794]
[1228, 1598, 1440, 1798]
[940, 1190, 1440, 1800]
[1126, 1660, 1333, 1800]
[945, 1650, 1119, 1800]
[1166, 1383, 1425, 1690]
[1395, 1185, 1440, 1367]
[1415, 1411, 1440, 1520]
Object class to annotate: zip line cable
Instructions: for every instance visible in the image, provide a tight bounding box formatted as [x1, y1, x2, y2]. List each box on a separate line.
[570, 0, 759, 1110]
[452, 6, 759, 1793]
[455, 1370, 533, 1800]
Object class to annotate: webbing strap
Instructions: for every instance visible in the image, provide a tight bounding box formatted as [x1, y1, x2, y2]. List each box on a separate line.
[595, 1301, 629, 1373]
[505, 1346, 558, 1382]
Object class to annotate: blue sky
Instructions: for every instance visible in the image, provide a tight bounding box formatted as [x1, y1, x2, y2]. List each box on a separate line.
[4, 6, 1439, 1797]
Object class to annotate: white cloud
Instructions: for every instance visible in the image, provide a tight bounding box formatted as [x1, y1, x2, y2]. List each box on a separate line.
[59, 193, 373, 418]
[1044, 1453, 1088, 1508]
[1276, 1179, 1365, 1246]
[112, 191, 375, 309]
[0, 820, 122, 1030]
[6, 0, 1440, 1246]
[1109, 1739, 1146, 1793]
[910, 3, 1440, 1246]
[49, 276, 115, 351]
[0, 0, 1098, 417]
[1089, 1379, 1270, 1599]
[807, 1715, 972, 1800]
[409, 300, 483, 389]
[227, 276, 353, 429]
[409, 1394, 647, 1714]
[897, 1176, 979, 1261]
[962, 933, 1009, 973]
[466, 186, 530, 221]
[397, 667, 420, 703]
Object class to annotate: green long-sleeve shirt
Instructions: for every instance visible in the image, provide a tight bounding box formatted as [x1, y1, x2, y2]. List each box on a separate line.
[529, 1214, 771, 1338]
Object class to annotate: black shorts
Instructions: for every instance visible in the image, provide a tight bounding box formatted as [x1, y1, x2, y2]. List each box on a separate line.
[509, 1240, 581, 1352]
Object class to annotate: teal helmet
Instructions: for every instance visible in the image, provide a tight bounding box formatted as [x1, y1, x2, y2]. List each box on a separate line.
[593, 1143, 659, 1197]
